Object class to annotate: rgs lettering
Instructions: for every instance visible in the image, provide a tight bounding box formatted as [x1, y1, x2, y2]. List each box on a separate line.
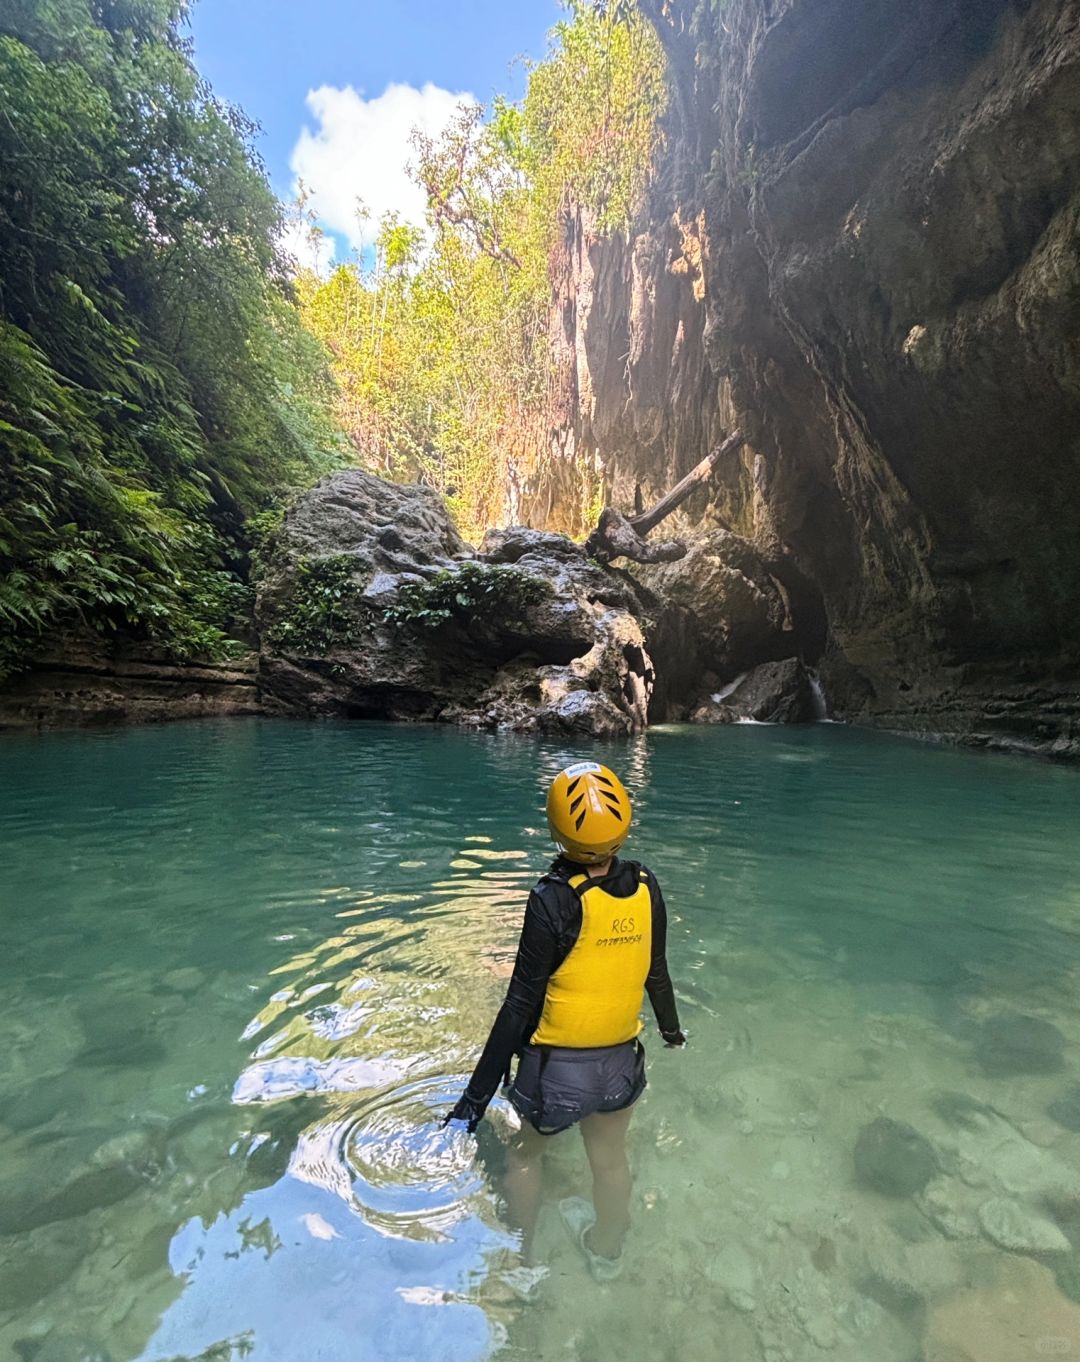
[611, 916, 636, 933]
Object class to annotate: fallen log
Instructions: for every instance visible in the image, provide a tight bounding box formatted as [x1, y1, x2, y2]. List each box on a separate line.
[585, 429, 745, 563]
[586, 508, 687, 564]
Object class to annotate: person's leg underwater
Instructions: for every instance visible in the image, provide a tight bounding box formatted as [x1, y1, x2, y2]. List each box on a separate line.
[580, 1104, 634, 1260]
[504, 1120, 549, 1263]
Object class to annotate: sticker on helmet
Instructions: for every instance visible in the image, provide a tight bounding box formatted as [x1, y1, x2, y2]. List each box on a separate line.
[563, 761, 602, 777]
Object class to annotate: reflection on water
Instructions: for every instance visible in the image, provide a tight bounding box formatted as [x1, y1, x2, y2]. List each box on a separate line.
[1, 719, 1080, 1361]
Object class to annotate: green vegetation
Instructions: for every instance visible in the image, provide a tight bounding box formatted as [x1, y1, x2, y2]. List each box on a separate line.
[383, 561, 551, 631]
[297, 1, 666, 543]
[266, 555, 359, 653]
[267, 556, 551, 654]
[0, 0, 668, 683]
[0, 0, 342, 678]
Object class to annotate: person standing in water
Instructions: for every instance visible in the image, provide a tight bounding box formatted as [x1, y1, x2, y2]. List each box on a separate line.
[446, 761, 685, 1282]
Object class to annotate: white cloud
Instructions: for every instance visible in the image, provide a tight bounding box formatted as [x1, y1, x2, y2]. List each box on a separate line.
[278, 217, 336, 277]
[289, 81, 474, 251]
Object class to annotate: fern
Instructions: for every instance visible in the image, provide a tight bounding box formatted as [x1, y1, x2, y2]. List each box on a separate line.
[0, 9, 344, 678]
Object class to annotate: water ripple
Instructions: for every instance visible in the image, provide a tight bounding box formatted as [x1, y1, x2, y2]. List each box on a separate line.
[291, 1075, 482, 1243]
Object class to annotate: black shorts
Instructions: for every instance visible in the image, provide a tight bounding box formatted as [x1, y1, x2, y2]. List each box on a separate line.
[508, 1038, 646, 1135]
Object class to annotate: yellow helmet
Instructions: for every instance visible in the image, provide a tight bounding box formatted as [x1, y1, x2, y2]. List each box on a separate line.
[547, 762, 632, 864]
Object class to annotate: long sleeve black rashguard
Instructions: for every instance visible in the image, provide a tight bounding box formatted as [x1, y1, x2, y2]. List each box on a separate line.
[463, 858, 682, 1110]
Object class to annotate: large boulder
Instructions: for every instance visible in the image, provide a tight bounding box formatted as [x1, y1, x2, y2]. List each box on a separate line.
[689, 657, 819, 724]
[267, 469, 470, 565]
[480, 526, 586, 566]
[256, 472, 655, 736]
[632, 530, 796, 679]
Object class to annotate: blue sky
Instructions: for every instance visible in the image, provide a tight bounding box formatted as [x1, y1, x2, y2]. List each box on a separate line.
[187, 0, 562, 268]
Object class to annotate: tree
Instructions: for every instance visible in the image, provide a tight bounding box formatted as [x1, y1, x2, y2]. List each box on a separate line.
[295, 0, 666, 542]
[0, 0, 342, 675]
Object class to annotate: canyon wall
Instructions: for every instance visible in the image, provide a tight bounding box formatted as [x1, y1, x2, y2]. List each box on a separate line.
[0, 635, 261, 732]
[524, 0, 1080, 755]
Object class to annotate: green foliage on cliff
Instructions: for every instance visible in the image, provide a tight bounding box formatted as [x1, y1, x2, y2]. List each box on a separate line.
[384, 562, 551, 631]
[0, 0, 341, 678]
[266, 555, 360, 654]
[296, 2, 666, 543]
[267, 556, 550, 654]
[521, 1, 667, 238]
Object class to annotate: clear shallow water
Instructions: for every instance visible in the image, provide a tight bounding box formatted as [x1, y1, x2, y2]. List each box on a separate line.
[1, 720, 1080, 1361]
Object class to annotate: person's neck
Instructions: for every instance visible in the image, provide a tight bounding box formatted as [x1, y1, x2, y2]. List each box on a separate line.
[585, 857, 613, 879]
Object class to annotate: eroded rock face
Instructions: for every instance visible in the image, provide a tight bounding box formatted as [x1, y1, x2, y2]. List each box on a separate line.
[526, 0, 1080, 757]
[637, 530, 796, 679]
[256, 472, 656, 736]
[0, 631, 260, 732]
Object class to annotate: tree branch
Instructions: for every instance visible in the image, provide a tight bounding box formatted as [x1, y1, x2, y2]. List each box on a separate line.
[584, 429, 745, 562]
[628, 428, 744, 535]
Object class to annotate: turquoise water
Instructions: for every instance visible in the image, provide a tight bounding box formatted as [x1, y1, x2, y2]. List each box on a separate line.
[2, 719, 1080, 1361]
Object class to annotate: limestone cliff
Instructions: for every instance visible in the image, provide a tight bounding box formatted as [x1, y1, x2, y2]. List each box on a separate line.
[0, 634, 260, 732]
[525, 0, 1080, 756]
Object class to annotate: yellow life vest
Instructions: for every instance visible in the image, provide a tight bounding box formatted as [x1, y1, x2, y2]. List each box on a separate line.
[531, 871, 653, 1048]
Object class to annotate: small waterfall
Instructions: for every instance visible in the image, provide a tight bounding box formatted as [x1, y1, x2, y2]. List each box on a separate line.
[711, 671, 747, 703]
[807, 668, 828, 722]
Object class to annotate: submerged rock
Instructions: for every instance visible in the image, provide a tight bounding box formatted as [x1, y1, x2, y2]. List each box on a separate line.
[123, 1220, 178, 1283]
[856, 1216, 967, 1323]
[1048, 1084, 1080, 1132]
[854, 1117, 937, 1198]
[945, 1105, 1080, 1204]
[978, 1196, 1070, 1254]
[716, 1063, 819, 1130]
[1, 1164, 144, 1237]
[925, 1258, 1080, 1362]
[0, 996, 86, 1094]
[702, 1240, 758, 1312]
[931, 1090, 997, 1129]
[160, 965, 207, 995]
[0, 1223, 85, 1309]
[4, 1073, 96, 1136]
[31, 1329, 114, 1362]
[917, 1177, 979, 1241]
[0, 1125, 162, 1236]
[857, 1272, 925, 1325]
[974, 1012, 1066, 1075]
[76, 991, 167, 1070]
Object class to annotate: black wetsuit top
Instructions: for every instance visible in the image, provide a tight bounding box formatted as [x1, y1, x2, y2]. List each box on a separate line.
[464, 856, 682, 1109]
